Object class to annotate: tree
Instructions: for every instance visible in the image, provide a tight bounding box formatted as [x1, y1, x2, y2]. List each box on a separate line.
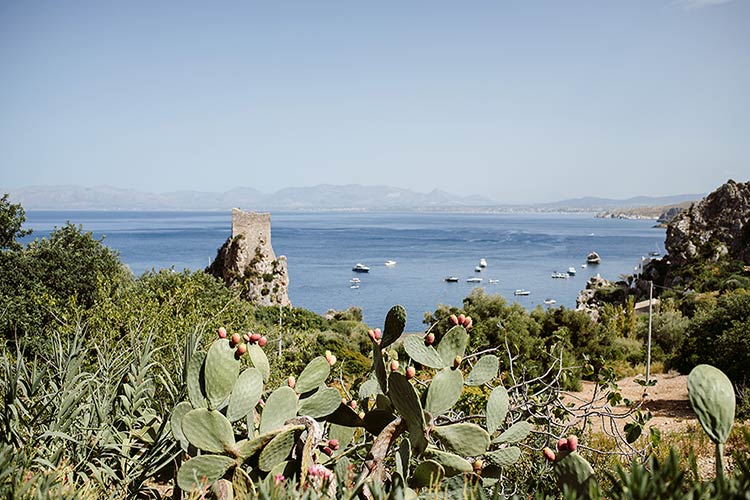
[0, 193, 31, 250]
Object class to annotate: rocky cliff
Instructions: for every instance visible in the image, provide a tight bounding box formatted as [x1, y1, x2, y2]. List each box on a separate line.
[638, 179, 750, 292]
[206, 209, 290, 306]
[665, 179, 750, 267]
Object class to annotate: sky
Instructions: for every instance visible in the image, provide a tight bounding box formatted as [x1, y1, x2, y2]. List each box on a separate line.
[0, 1, 748, 204]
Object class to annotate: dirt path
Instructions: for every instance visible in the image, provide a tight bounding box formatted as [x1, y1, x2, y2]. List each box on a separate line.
[563, 371, 697, 434]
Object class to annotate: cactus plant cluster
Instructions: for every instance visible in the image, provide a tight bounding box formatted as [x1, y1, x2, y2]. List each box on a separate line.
[168, 306, 536, 498]
[170, 327, 346, 496]
[543, 435, 596, 499]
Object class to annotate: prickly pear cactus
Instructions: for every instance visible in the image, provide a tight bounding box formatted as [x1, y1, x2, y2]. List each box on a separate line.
[687, 363, 736, 479]
[170, 329, 344, 495]
[553, 451, 596, 499]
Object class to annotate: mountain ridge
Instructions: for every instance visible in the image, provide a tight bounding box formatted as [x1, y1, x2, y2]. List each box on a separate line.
[4, 184, 701, 211]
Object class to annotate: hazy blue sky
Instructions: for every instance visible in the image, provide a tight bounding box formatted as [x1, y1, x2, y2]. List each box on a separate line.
[1, 1, 748, 203]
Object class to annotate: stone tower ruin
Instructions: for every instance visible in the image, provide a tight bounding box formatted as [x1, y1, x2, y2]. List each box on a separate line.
[206, 208, 290, 306]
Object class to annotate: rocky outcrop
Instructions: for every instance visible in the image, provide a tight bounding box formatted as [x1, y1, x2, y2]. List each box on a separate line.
[576, 274, 624, 320]
[665, 180, 750, 267]
[207, 209, 290, 306]
[656, 206, 685, 227]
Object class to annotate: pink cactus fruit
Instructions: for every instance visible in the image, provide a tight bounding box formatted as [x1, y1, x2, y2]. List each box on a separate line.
[543, 447, 556, 462]
[231, 333, 241, 346]
[557, 437, 568, 452]
[258, 336, 267, 347]
[405, 366, 416, 379]
[567, 435, 579, 452]
[217, 327, 227, 339]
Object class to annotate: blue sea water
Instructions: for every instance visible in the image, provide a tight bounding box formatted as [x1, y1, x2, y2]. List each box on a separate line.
[22, 211, 665, 331]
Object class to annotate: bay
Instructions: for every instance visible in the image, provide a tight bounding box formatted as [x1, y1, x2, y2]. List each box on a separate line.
[22, 211, 664, 331]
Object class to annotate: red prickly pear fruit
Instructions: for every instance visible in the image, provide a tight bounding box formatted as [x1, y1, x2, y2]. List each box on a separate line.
[425, 333, 435, 345]
[543, 447, 556, 462]
[218, 327, 227, 338]
[449, 314, 459, 325]
[457, 313, 466, 324]
[557, 438, 568, 452]
[329, 439, 339, 450]
[341, 397, 347, 404]
[390, 360, 399, 372]
[373, 328, 382, 340]
[243, 333, 251, 342]
[349, 400, 357, 410]
[368, 329, 376, 340]
[405, 366, 416, 379]
[567, 435, 578, 452]
[288, 376, 296, 389]
[452, 356, 462, 369]
[231, 333, 241, 345]
[325, 351, 336, 366]
[322, 446, 333, 456]
[472, 459, 483, 472]
[250, 333, 262, 342]
[258, 336, 267, 347]
[237, 343, 247, 355]
[465, 317, 473, 330]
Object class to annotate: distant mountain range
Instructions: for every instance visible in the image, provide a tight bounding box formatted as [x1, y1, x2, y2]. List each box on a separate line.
[4, 184, 702, 212]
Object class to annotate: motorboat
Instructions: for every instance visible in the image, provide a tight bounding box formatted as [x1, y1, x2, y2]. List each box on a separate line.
[488, 279, 499, 284]
[581, 263, 587, 268]
[479, 258, 487, 268]
[349, 277, 361, 284]
[474, 266, 482, 272]
[543, 298, 557, 305]
[586, 252, 601, 264]
[444, 276, 459, 283]
[350, 285, 360, 289]
[352, 263, 370, 273]
[466, 277, 483, 283]
[514, 289, 530, 296]
[385, 260, 397, 267]
[551, 272, 568, 279]
[567, 267, 577, 276]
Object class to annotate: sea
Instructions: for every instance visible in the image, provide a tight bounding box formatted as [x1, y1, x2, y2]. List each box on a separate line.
[21, 211, 665, 331]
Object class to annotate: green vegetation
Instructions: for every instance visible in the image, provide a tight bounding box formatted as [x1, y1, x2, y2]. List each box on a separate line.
[1, 195, 749, 499]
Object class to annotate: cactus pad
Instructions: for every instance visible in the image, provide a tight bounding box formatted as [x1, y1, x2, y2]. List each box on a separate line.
[553, 451, 596, 498]
[358, 378, 382, 400]
[403, 335, 444, 369]
[485, 446, 521, 467]
[493, 421, 531, 444]
[432, 423, 490, 456]
[687, 364, 735, 445]
[237, 424, 305, 460]
[329, 423, 356, 449]
[465, 355, 499, 386]
[258, 428, 298, 472]
[486, 385, 509, 435]
[247, 343, 270, 382]
[187, 351, 208, 408]
[182, 408, 236, 454]
[298, 386, 342, 418]
[388, 372, 427, 454]
[412, 460, 444, 488]
[170, 401, 193, 451]
[204, 339, 240, 409]
[295, 356, 331, 394]
[373, 343, 389, 393]
[382, 304, 407, 348]
[227, 367, 264, 422]
[177, 454, 236, 492]
[259, 386, 298, 434]
[436, 326, 469, 368]
[423, 448, 473, 476]
[425, 367, 463, 416]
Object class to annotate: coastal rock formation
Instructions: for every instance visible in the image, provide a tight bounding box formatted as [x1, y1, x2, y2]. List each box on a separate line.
[207, 208, 290, 306]
[665, 179, 750, 267]
[576, 274, 622, 320]
[656, 206, 685, 227]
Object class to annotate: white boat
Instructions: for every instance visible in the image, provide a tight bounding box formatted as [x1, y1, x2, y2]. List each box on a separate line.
[466, 277, 483, 283]
[474, 266, 482, 272]
[543, 298, 557, 305]
[567, 267, 577, 276]
[384, 260, 397, 267]
[444, 276, 459, 283]
[514, 289, 530, 296]
[479, 258, 487, 268]
[352, 263, 370, 273]
[581, 263, 587, 268]
[586, 252, 601, 264]
[551, 272, 568, 279]
[350, 277, 361, 284]
[350, 285, 360, 289]
[488, 279, 500, 284]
